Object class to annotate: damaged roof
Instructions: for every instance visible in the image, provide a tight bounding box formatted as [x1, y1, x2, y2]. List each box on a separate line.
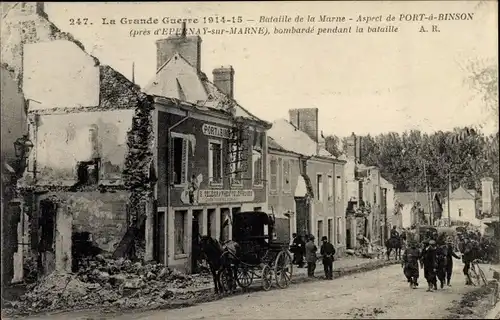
[267, 119, 335, 159]
[144, 52, 269, 126]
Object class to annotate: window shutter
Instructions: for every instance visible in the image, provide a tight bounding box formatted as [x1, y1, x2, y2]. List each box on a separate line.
[181, 138, 188, 184]
[169, 137, 175, 185]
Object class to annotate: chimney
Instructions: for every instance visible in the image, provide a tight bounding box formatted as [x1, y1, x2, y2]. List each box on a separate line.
[346, 132, 357, 160]
[213, 66, 235, 99]
[155, 23, 202, 72]
[481, 177, 494, 215]
[355, 136, 362, 163]
[288, 108, 319, 143]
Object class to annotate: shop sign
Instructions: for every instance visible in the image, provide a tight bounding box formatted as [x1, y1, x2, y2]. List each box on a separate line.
[198, 189, 255, 204]
[202, 124, 230, 139]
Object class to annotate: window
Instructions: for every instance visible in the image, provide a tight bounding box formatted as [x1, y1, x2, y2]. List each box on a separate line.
[317, 174, 323, 201]
[317, 220, 324, 242]
[230, 140, 243, 185]
[270, 157, 278, 191]
[174, 210, 187, 255]
[373, 191, 377, 204]
[283, 159, 291, 193]
[336, 176, 342, 201]
[171, 134, 189, 185]
[458, 208, 462, 217]
[208, 140, 223, 185]
[76, 160, 99, 186]
[253, 148, 263, 186]
[328, 175, 333, 201]
[336, 217, 342, 244]
[328, 218, 333, 241]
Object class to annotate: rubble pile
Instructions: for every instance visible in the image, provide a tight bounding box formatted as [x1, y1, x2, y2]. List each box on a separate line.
[3, 255, 212, 316]
[345, 243, 386, 259]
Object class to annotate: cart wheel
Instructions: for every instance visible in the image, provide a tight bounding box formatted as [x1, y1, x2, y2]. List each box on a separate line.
[237, 266, 253, 288]
[468, 265, 480, 286]
[275, 250, 293, 289]
[261, 265, 272, 291]
[219, 269, 233, 293]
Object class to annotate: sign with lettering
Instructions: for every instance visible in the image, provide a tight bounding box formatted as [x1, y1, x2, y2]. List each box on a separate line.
[202, 124, 230, 139]
[198, 189, 255, 204]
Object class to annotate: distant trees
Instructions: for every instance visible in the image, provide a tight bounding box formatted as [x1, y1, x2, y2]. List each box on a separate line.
[324, 129, 499, 194]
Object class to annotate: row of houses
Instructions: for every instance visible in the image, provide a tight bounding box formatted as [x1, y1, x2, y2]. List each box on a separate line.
[1, 2, 398, 283]
[394, 178, 499, 235]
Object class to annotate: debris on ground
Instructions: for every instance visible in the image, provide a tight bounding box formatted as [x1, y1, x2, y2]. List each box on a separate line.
[2, 256, 212, 317]
[346, 306, 386, 319]
[445, 281, 499, 319]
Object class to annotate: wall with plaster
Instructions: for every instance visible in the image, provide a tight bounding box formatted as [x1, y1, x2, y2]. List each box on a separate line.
[34, 110, 134, 185]
[23, 40, 100, 109]
[37, 191, 129, 254]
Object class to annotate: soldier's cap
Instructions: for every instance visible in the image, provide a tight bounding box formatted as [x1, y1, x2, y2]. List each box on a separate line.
[321, 236, 328, 241]
[309, 235, 315, 240]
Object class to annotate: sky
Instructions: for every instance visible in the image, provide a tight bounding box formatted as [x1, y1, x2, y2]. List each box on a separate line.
[45, 1, 498, 137]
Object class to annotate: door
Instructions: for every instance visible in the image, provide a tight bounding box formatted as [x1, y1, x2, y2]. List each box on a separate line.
[156, 210, 165, 265]
[191, 213, 201, 273]
[295, 197, 310, 237]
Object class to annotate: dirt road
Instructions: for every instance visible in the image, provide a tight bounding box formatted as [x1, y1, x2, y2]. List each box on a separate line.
[13, 262, 495, 320]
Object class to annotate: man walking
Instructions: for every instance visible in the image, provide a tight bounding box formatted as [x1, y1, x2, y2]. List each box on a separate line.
[445, 238, 461, 286]
[305, 235, 318, 277]
[402, 240, 421, 288]
[421, 239, 438, 292]
[320, 236, 336, 280]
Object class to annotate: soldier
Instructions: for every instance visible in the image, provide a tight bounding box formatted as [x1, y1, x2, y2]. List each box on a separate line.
[402, 240, 421, 289]
[320, 236, 336, 280]
[421, 239, 438, 292]
[391, 226, 400, 239]
[291, 233, 305, 268]
[305, 235, 318, 277]
[435, 238, 448, 289]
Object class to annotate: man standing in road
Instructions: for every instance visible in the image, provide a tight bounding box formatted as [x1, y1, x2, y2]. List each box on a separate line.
[291, 233, 305, 268]
[320, 236, 335, 280]
[305, 235, 318, 278]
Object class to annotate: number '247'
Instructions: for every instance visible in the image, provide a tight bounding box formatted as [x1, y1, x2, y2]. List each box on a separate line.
[69, 18, 89, 25]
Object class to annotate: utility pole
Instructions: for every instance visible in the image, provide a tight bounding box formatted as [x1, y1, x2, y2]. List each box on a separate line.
[423, 162, 432, 225]
[447, 170, 452, 227]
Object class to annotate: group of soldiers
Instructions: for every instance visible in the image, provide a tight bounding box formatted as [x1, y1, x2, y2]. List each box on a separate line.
[400, 228, 482, 292]
[290, 233, 336, 279]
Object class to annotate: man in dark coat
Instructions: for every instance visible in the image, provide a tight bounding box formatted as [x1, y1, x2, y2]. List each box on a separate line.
[305, 235, 318, 277]
[390, 226, 400, 239]
[291, 233, 305, 268]
[435, 239, 448, 289]
[320, 236, 336, 280]
[402, 240, 421, 288]
[421, 239, 438, 291]
[445, 239, 461, 286]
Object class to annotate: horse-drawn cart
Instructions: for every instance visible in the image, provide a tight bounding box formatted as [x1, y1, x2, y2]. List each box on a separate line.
[228, 211, 293, 291]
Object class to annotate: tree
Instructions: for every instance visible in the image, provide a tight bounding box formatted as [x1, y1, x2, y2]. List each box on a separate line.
[324, 134, 343, 158]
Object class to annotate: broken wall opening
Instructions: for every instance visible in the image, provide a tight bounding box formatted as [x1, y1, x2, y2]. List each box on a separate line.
[37, 198, 56, 276]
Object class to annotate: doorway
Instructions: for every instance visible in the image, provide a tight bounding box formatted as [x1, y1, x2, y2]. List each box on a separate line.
[155, 210, 166, 265]
[294, 197, 310, 237]
[38, 199, 57, 276]
[191, 210, 202, 274]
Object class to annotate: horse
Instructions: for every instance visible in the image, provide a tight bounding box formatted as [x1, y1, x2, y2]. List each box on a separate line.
[385, 236, 403, 260]
[198, 235, 240, 295]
